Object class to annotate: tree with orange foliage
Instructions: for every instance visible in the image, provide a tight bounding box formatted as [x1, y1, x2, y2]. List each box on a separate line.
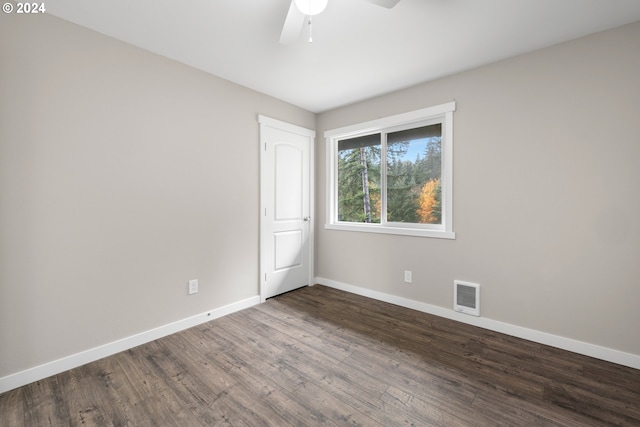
[417, 179, 441, 224]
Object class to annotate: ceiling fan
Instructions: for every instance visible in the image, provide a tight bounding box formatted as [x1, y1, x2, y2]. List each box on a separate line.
[280, 0, 402, 44]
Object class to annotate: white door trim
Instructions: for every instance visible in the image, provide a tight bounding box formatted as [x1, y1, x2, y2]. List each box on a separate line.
[258, 115, 315, 302]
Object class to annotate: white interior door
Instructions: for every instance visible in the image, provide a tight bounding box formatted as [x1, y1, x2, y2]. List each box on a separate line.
[259, 116, 314, 301]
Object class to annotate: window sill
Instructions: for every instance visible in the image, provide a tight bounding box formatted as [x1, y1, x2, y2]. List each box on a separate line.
[325, 223, 455, 239]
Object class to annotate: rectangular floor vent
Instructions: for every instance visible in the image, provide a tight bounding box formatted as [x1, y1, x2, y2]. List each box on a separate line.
[454, 280, 480, 316]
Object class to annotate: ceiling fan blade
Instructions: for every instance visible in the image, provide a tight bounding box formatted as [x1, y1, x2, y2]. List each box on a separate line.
[366, 0, 401, 8]
[279, 0, 306, 44]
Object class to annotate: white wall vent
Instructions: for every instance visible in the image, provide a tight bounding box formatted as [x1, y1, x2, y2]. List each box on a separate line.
[454, 280, 480, 316]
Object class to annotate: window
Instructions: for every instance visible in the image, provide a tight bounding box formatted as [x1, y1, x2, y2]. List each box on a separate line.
[325, 102, 455, 238]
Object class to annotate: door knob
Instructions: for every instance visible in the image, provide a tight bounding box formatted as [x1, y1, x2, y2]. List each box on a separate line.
[303, 216, 311, 221]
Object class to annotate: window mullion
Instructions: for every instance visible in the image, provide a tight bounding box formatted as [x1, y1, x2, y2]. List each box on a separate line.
[381, 132, 388, 225]
[331, 137, 338, 224]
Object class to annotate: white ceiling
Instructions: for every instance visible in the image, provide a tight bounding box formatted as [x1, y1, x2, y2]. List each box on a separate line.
[46, 0, 640, 113]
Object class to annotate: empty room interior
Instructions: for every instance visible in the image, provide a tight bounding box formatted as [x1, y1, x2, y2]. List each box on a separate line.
[1, 0, 640, 425]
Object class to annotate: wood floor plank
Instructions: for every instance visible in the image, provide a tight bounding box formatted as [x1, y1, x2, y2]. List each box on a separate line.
[22, 378, 74, 426]
[0, 388, 25, 426]
[381, 385, 472, 427]
[55, 362, 119, 426]
[470, 390, 600, 427]
[1, 284, 639, 426]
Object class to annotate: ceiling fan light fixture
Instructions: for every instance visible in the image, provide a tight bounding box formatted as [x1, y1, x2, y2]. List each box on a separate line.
[294, 0, 328, 16]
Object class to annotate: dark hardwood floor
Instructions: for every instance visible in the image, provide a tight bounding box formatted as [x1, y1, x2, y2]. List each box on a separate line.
[1, 285, 639, 426]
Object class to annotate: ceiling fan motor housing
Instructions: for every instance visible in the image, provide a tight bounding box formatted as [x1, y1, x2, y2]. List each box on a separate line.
[294, 0, 328, 16]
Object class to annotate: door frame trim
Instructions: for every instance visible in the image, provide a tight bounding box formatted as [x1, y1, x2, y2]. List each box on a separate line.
[258, 115, 315, 302]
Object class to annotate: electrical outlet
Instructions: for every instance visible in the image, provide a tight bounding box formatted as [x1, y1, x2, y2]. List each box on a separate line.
[404, 270, 412, 283]
[188, 279, 198, 295]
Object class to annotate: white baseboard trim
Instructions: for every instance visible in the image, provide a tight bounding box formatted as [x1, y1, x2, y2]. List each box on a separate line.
[0, 295, 261, 394]
[315, 277, 640, 370]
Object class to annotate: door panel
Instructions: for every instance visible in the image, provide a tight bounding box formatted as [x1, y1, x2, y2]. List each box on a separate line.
[275, 144, 303, 220]
[259, 116, 314, 301]
[274, 230, 302, 270]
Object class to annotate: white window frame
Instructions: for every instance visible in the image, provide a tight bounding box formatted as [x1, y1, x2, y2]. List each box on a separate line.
[325, 101, 455, 239]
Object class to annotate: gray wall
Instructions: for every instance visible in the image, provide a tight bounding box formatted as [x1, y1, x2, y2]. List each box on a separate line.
[0, 13, 314, 377]
[316, 21, 640, 356]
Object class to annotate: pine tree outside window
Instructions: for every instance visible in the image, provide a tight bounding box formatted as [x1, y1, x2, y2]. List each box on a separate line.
[325, 102, 455, 239]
